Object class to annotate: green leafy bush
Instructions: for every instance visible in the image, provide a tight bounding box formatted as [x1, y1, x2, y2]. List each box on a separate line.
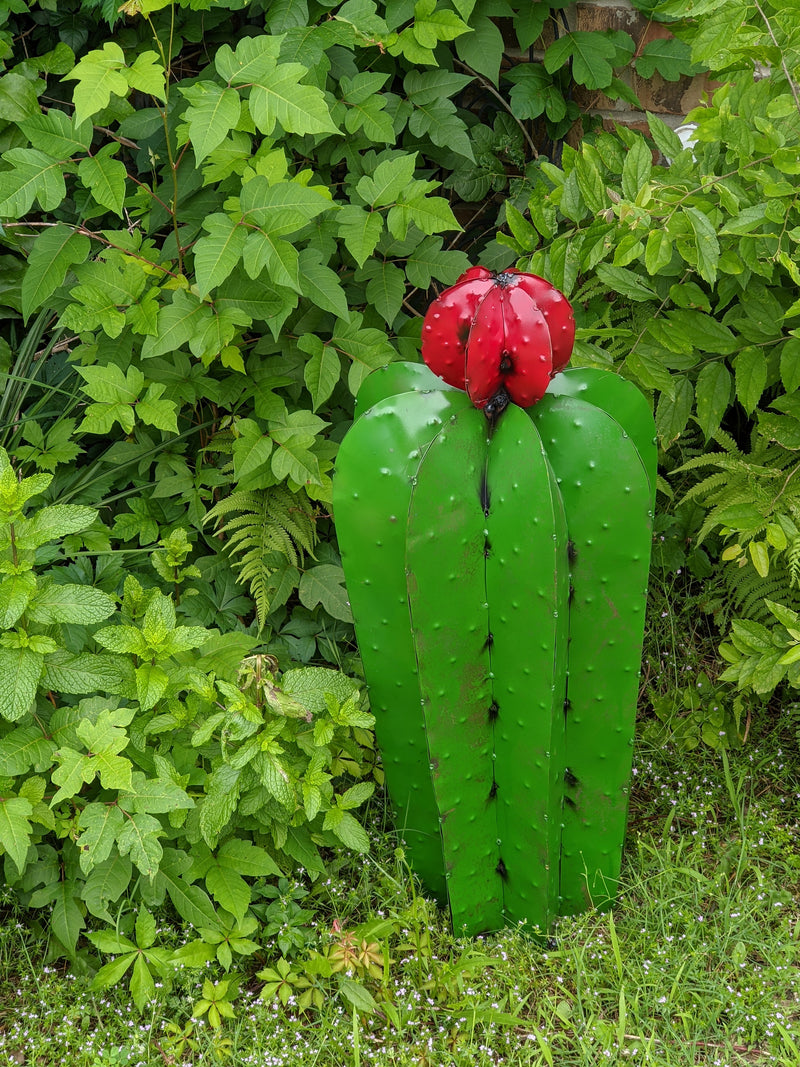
[0, 444, 377, 987]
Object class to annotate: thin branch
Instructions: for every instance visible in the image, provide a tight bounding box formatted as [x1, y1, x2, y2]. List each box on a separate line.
[753, 0, 800, 113]
[453, 58, 539, 159]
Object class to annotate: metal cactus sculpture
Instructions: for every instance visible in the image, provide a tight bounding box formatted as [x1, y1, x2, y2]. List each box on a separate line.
[333, 267, 656, 936]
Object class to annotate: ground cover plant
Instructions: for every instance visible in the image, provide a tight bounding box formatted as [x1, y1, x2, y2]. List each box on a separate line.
[0, 715, 798, 1066]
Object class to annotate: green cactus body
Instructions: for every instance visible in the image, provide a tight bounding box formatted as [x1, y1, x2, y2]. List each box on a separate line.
[334, 362, 655, 934]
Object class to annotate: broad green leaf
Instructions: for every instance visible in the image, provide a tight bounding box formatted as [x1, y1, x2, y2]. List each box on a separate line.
[249, 62, 338, 136]
[271, 434, 321, 486]
[0, 148, 66, 216]
[232, 426, 273, 488]
[298, 564, 353, 622]
[27, 583, 116, 625]
[239, 177, 334, 232]
[621, 138, 652, 201]
[179, 82, 241, 164]
[77, 363, 143, 404]
[51, 879, 84, 956]
[734, 347, 767, 415]
[327, 809, 369, 851]
[43, 651, 125, 695]
[595, 265, 657, 302]
[135, 662, 169, 711]
[83, 855, 132, 922]
[130, 954, 156, 1010]
[116, 812, 163, 879]
[93, 624, 149, 656]
[780, 337, 800, 392]
[645, 230, 673, 275]
[194, 214, 247, 297]
[362, 260, 405, 326]
[337, 205, 383, 268]
[77, 803, 125, 874]
[338, 977, 378, 1013]
[141, 291, 214, 360]
[91, 951, 135, 991]
[63, 42, 129, 125]
[120, 772, 194, 815]
[695, 362, 731, 440]
[646, 113, 683, 160]
[0, 572, 37, 628]
[655, 377, 693, 447]
[205, 860, 251, 922]
[357, 154, 417, 208]
[0, 724, 55, 775]
[0, 647, 43, 722]
[20, 110, 92, 158]
[399, 194, 460, 237]
[218, 837, 281, 877]
[77, 144, 127, 216]
[302, 338, 340, 411]
[0, 72, 40, 122]
[454, 13, 504, 84]
[749, 541, 770, 579]
[636, 37, 699, 81]
[0, 797, 33, 873]
[544, 31, 618, 90]
[298, 247, 350, 320]
[21, 224, 90, 321]
[215, 35, 282, 85]
[157, 849, 220, 929]
[126, 50, 166, 100]
[243, 229, 300, 290]
[684, 206, 719, 285]
[338, 781, 374, 810]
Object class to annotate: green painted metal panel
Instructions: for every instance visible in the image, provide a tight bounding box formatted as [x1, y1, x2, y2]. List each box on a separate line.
[486, 407, 568, 932]
[333, 388, 473, 898]
[533, 395, 652, 915]
[406, 406, 504, 935]
[549, 369, 657, 506]
[354, 361, 456, 420]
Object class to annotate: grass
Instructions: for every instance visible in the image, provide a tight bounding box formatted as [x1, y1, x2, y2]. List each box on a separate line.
[1, 718, 798, 1067]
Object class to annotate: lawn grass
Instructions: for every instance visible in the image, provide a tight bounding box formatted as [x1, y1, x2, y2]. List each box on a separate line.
[1, 716, 798, 1067]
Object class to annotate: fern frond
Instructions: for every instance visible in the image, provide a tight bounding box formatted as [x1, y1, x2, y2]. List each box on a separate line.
[205, 486, 317, 628]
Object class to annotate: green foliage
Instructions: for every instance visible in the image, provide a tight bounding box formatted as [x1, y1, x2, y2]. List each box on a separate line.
[0, 445, 377, 1006]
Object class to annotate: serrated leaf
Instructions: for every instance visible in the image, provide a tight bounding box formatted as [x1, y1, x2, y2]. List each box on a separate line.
[120, 772, 194, 815]
[215, 35, 282, 86]
[27, 583, 116, 625]
[0, 725, 54, 776]
[363, 261, 405, 326]
[51, 880, 84, 956]
[338, 781, 374, 811]
[0, 647, 43, 722]
[21, 224, 90, 321]
[271, 435, 321, 486]
[244, 229, 299, 290]
[0, 572, 37, 628]
[596, 264, 656, 302]
[141, 291, 213, 360]
[329, 810, 369, 852]
[655, 377, 693, 447]
[298, 564, 353, 622]
[157, 849, 220, 929]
